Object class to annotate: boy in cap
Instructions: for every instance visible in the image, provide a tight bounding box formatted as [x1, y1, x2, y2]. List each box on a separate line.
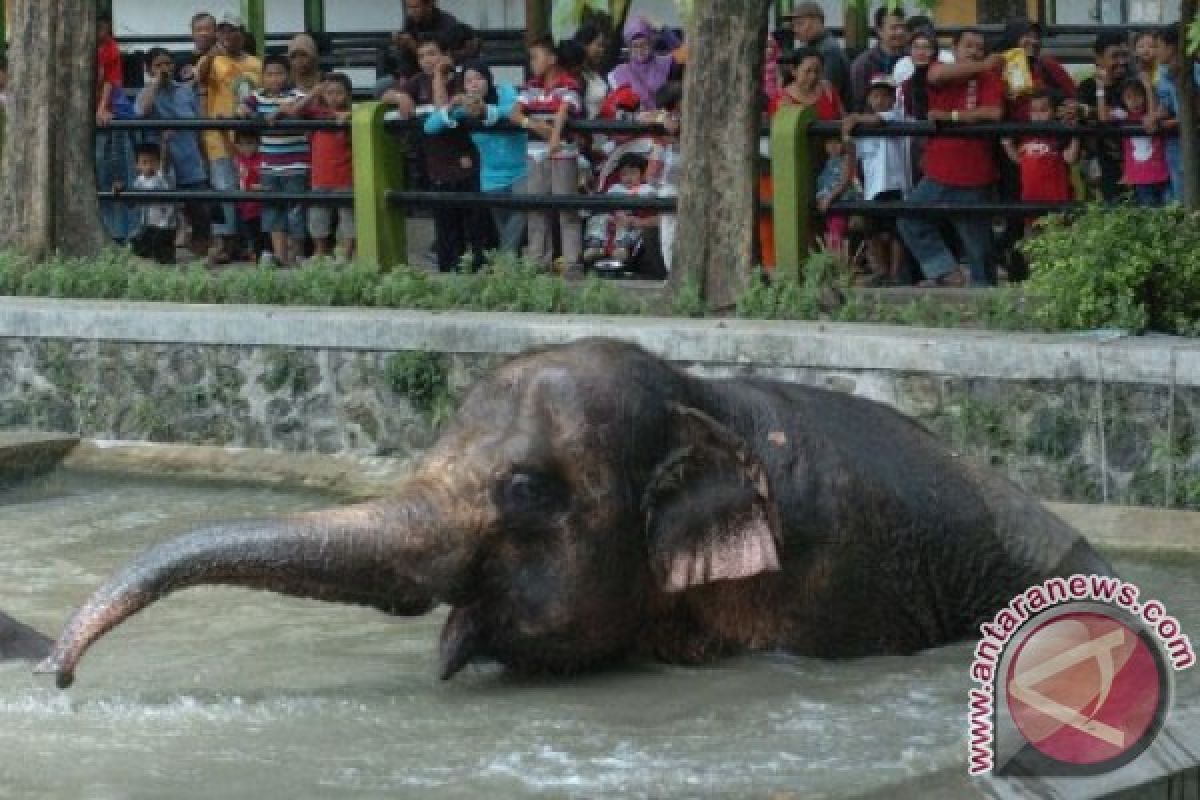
[197, 12, 263, 265]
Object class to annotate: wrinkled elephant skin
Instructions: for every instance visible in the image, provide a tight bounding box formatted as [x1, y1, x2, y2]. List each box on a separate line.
[40, 338, 1112, 687]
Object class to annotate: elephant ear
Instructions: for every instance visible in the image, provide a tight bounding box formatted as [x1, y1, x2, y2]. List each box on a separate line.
[642, 404, 783, 593]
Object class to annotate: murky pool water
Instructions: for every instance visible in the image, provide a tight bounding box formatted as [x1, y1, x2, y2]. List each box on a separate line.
[0, 472, 1197, 799]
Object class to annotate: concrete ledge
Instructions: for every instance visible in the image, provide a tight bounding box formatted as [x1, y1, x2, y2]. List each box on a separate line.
[0, 432, 79, 486]
[1, 297, 1197, 386]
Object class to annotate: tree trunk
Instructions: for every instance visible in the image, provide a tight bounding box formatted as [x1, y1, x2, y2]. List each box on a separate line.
[670, 0, 771, 311]
[1181, 0, 1199, 211]
[0, 0, 107, 261]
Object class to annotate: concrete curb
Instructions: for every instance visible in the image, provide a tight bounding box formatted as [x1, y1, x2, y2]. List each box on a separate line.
[1, 298, 1197, 386]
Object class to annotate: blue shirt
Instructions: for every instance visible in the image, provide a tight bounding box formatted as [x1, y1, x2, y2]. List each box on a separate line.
[424, 84, 528, 192]
[136, 82, 207, 187]
[1155, 64, 1200, 157]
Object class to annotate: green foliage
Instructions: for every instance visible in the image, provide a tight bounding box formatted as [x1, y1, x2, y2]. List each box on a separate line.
[1020, 205, 1200, 336]
[384, 351, 456, 427]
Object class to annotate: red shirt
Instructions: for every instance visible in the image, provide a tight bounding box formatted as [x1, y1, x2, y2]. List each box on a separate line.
[1006, 55, 1076, 122]
[303, 107, 353, 189]
[235, 152, 263, 221]
[1017, 136, 1072, 202]
[97, 37, 123, 106]
[923, 67, 1005, 187]
[769, 82, 843, 120]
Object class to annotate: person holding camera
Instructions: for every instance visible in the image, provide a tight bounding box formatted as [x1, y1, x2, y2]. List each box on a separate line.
[196, 12, 262, 265]
[138, 47, 212, 259]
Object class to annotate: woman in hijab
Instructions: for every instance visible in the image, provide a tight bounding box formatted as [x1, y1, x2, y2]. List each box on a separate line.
[287, 34, 322, 93]
[607, 15, 678, 110]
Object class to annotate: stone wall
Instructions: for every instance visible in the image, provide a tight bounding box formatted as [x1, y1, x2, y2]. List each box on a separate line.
[0, 298, 1197, 509]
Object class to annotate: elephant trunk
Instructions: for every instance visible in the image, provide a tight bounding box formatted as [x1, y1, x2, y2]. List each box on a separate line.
[38, 487, 474, 689]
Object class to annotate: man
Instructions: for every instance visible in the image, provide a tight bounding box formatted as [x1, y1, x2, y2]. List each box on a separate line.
[176, 12, 217, 86]
[995, 17, 1076, 281]
[197, 12, 262, 264]
[891, 15, 954, 84]
[897, 30, 1005, 288]
[786, 2, 849, 105]
[1001, 17, 1075, 122]
[849, 6, 909, 111]
[1076, 31, 1130, 202]
[390, 0, 461, 80]
[1154, 24, 1200, 204]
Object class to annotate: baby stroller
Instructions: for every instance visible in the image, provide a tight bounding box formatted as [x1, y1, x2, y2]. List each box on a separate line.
[582, 137, 669, 277]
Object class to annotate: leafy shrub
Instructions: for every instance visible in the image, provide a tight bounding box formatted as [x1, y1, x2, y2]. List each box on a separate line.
[1021, 205, 1200, 336]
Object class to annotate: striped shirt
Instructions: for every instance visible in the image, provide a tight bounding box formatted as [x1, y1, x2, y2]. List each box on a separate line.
[242, 89, 309, 175]
[518, 74, 583, 160]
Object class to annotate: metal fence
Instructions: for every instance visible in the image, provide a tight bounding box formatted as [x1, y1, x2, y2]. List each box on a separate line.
[100, 109, 1180, 274]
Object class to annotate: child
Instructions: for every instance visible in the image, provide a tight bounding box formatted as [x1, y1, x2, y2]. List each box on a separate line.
[389, 34, 488, 272]
[1099, 77, 1169, 207]
[1002, 90, 1079, 230]
[129, 143, 178, 265]
[815, 137, 860, 259]
[239, 54, 309, 265]
[233, 131, 268, 263]
[282, 73, 356, 262]
[137, 47, 212, 258]
[842, 74, 911, 285]
[512, 36, 585, 274]
[583, 153, 659, 265]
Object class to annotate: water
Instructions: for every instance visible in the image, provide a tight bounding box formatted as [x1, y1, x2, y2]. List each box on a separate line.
[0, 472, 1197, 800]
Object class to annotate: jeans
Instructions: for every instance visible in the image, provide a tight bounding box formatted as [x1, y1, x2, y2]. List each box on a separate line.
[261, 172, 309, 237]
[95, 130, 136, 242]
[1134, 183, 1169, 207]
[897, 178, 994, 286]
[488, 180, 528, 255]
[208, 157, 238, 237]
[1164, 142, 1183, 205]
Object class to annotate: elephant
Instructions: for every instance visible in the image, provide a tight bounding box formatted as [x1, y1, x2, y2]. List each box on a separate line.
[39, 337, 1111, 688]
[1, 611, 52, 662]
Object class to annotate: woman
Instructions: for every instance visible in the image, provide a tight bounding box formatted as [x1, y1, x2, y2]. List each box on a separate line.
[761, 48, 845, 269]
[608, 15, 677, 111]
[573, 22, 611, 119]
[287, 34, 322, 94]
[426, 61, 529, 255]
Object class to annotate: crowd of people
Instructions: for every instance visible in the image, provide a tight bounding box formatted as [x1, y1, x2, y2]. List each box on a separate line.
[84, 1, 1199, 287]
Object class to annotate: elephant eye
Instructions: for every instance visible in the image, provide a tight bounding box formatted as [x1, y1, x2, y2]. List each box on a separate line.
[499, 470, 565, 512]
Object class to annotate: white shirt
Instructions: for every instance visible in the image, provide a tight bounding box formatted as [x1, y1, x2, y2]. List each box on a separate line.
[892, 50, 955, 85]
[854, 109, 912, 200]
[133, 172, 176, 230]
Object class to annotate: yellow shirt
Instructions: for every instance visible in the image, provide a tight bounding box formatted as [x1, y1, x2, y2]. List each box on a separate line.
[202, 54, 263, 160]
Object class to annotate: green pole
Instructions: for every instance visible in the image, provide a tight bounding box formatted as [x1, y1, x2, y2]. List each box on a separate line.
[352, 103, 407, 270]
[242, 0, 266, 56]
[0, 0, 6, 48]
[770, 105, 816, 281]
[304, 0, 326, 35]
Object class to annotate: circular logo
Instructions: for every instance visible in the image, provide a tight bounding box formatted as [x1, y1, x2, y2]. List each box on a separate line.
[1005, 610, 1168, 770]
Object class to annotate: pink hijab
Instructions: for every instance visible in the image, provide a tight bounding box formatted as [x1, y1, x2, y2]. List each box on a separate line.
[608, 15, 674, 110]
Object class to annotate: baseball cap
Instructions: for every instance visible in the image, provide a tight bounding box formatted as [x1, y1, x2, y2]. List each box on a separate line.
[784, 1, 825, 21]
[869, 73, 896, 89]
[217, 12, 245, 29]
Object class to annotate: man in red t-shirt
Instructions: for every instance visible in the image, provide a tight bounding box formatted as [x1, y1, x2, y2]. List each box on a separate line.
[897, 30, 1005, 288]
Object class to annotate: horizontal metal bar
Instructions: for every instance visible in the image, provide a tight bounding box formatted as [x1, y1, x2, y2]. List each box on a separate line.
[106, 118, 348, 132]
[809, 121, 1183, 138]
[823, 201, 1083, 217]
[388, 191, 678, 212]
[98, 190, 353, 205]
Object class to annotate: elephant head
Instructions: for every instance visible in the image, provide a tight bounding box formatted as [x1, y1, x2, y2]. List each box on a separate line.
[40, 339, 783, 687]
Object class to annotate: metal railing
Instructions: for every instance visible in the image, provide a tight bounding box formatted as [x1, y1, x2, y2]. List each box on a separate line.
[96, 106, 1185, 275]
